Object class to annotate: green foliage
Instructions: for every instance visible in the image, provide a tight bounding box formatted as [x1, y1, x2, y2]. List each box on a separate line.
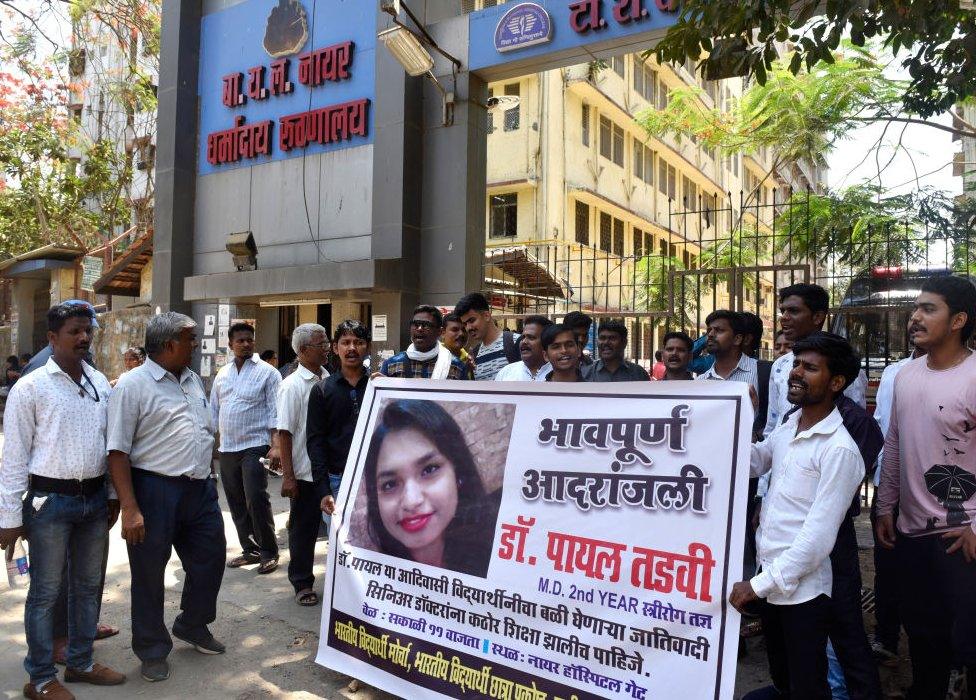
[653, 0, 976, 118]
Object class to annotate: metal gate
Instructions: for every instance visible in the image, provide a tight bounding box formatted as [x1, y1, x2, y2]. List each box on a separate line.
[481, 188, 976, 374]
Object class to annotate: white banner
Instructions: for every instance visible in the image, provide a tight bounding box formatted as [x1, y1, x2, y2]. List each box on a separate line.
[317, 379, 751, 700]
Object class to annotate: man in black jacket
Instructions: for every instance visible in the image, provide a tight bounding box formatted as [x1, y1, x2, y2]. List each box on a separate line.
[306, 320, 371, 516]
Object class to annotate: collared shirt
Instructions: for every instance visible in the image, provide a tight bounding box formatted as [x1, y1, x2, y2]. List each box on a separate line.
[763, 350, 867, 438]
[494, 360, 552, 382]
[695, 353, 758, 392]
[872, 357, 911, 486]
[380, 351, 468, 379]
[107, 359, 214, 479]
[0, 358, 113, 528]
[306, 370, 369, 487]
[583, 358, 651, 382]
[209, 353, 281, 452]
[276, 364, 328, 482]
[749, 408, 865, 605]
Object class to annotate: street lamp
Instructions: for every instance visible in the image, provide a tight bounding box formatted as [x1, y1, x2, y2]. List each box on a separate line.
[379, 0, 461, 126]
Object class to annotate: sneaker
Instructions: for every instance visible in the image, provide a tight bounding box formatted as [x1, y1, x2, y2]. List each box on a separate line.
[140, 659, 170, 683]
[23, 679, 75, 699]
[64, 663, 126, 686]
[172, 626, 226, 655]
[869, 637, 899, 667]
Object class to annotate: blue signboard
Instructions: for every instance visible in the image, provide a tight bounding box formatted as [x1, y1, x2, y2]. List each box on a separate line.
[470, 0, 679, 73]
[197, 0, 375, 176]
[495, 3, 553, 53]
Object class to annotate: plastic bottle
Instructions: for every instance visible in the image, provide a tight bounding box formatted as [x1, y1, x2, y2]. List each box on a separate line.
[6, 538, 29, 588]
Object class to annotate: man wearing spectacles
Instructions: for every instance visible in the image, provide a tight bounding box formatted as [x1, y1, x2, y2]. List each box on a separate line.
[377, 306, 469, 380]
[1, 303, 125, 698]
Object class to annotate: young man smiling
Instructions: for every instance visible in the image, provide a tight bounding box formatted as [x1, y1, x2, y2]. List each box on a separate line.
[455, 293, 520, 380]
[583, 319, 650, 382]
[876, 276, 976, 700]
[495, 315, 553, 381]
[731, 332, 866, 699]
[379, 306, 467, 380]
[541, 324, 584, 382]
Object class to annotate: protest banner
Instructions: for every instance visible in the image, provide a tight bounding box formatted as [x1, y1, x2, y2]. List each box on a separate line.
[316, 379, 751, 700]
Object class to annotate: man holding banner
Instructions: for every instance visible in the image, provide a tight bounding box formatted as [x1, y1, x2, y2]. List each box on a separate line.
[731, 333, 866, 699]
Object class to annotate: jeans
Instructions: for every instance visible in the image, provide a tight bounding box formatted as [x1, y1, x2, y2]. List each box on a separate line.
[128, 470, 226, 662]
[218, 445, 277, 561]
[827, 642, 849, 699]
[321, 473, 343, 532]
[23, 488, 108, 683]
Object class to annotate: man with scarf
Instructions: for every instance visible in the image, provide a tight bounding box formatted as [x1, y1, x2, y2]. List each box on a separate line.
[378, 305, 469, 380]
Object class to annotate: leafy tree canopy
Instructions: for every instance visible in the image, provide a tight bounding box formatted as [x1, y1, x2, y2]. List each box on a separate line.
[653, 0, 976, 118]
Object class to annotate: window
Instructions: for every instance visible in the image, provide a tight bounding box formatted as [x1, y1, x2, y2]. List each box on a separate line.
[613, 217, 624, 256]
[503, 83, 520, 131]
[703, 192, 718, 227]
[634, 227, 644, 257]
[611, 55, 625, 78]
[658, 159, 676, 198]
[575, 201, 589, 245]
[489, 193, 518, 238]
[683, 176, 698, 209]
[657, 82, 669, 110]
[682, 248, 690, 268]
[659, 239, 668, 256]
[581, 104, 590, 146]
[600, 212, 612, 253]
[633, 142, 654, 185]
[599, 117, 624, 166]
[634, 62, 657, 104]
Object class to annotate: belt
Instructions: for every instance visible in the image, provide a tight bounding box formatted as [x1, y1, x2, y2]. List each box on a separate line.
[29, 474, 105, 496]
[131, 467, 209, 482]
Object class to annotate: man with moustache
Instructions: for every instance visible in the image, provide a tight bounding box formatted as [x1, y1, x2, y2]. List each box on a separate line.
[107, 313, 225, 683]
[541, 324, 584, 382]
[379, 306, 468, 380]
[495, 315, 553, 381]
[876, 276, 976, 700]
[696, 310, 758, 391]
[308, 320, 371, 517]
[440, 312, 475, 379]
[731, 333, 866, 699]
[1, 303, 125, 699]
[583, 319, 650, 382]
[272, 323, 329, 607]
[659, 331, 695, 381]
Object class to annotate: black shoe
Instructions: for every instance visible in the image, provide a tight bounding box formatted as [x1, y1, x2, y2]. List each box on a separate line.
[140, 658, 170, 682]
[172, 626, 226, 655]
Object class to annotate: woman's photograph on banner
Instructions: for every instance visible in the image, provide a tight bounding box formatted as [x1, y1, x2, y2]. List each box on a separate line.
[348, 398, 513, 578]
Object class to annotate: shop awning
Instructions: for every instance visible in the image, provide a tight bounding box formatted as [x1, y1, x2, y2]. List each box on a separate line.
[93, 229, 153, 296]
[484, 246, 568, 299]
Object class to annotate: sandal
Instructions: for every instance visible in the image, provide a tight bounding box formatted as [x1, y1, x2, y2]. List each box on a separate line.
[257, 558, 279, 575]
[227, 554, 260, 568]
[95, 623, 120, 640]
[296, 589, 319, 606]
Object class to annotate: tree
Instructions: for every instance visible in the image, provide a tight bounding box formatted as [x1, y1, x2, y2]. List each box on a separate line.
[653, 0, 976, 118]
[0, 0, 160, 259]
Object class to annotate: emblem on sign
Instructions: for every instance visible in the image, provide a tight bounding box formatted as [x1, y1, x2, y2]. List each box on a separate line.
[494, 3, 553, 53]
[264, 0, 309, 58]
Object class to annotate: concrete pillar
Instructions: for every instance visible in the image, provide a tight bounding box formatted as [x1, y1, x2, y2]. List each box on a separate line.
[152, 0, 201, 314]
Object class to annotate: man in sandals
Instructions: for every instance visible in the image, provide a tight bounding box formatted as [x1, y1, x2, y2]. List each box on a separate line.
[271, 323, 329, 607]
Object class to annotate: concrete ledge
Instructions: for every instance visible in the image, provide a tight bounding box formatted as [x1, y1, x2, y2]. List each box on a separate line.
[183, 258, 411, 301]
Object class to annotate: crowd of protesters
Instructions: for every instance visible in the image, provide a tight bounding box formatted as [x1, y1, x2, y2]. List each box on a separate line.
[0, 274, 973, 700]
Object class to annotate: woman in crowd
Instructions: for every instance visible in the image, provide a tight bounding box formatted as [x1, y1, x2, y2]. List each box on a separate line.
[362, 399, 498, 577]
[112, 346, 146, 386]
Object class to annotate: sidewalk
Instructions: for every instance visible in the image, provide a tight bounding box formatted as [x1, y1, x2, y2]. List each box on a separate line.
[0, 470, 396, 700]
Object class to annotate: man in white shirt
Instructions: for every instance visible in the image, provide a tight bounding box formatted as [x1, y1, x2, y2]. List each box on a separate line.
[0, 303, 125, 699]
[731, 332, 866, 699]
[495, 315, 553, 381]
[763, 283, 867, 439]
[695, 310, 758, 392]
[210, 322, 281, 573]
[271, 324, 329, 606]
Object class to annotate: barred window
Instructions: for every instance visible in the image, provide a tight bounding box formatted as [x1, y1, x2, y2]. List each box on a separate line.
[600, 212, 612, 253]
[634, 227, 644, 258]
[581, 104, 590, 146]
[489, 193, 518, 238]
[503, 83, 520, 131]
[575, 200, 590, 245]
[613, 218, 624, 257]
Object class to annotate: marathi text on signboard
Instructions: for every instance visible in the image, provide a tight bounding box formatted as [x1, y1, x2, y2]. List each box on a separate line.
[317, 380, 749, 700]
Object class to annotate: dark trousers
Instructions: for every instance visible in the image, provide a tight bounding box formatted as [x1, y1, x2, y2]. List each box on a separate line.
[897, 532, 976, 700]
[218, 445, 278, 561]
[760, 594, 832, 699]
[827, 517, 882, 699]
[869, 497, 900, 652]
[127, 470, 226, 662]
[53, 527, 110, 639]
[287, 479, 322, 593]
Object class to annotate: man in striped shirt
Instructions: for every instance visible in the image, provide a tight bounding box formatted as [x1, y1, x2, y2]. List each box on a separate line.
[455, 293, 520, 380]
[210, 322, 281, 574]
